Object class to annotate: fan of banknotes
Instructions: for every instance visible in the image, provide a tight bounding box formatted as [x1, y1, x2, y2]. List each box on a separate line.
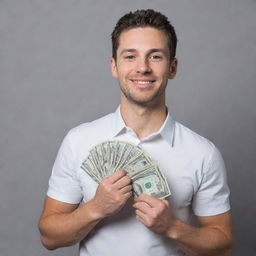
[81, 140, 171, 199]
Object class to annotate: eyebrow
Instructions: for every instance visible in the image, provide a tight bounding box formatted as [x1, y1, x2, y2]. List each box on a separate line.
[119, 48, 167, 55]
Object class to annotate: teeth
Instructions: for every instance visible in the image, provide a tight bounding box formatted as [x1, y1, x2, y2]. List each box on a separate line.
[134, 80, 153, 84]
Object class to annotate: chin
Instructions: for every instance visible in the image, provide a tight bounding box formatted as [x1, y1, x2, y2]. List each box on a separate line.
[120, 85, 165, 106]
[127, 95, 161, 107]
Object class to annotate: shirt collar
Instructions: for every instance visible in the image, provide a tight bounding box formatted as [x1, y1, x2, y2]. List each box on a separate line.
[112, 106, 127, 137]
[112, 106, 175, 147]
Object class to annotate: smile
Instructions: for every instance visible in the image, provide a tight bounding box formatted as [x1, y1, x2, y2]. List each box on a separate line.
[132, 80, 155, 84]
[129, 79, 156, 89]
[130, 79, 156, 84]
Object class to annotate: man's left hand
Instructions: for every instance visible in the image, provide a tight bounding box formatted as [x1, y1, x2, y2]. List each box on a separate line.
[133, 194, 176, 235]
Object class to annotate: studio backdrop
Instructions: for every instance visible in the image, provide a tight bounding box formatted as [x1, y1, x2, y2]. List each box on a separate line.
[1, 1, 255, 255]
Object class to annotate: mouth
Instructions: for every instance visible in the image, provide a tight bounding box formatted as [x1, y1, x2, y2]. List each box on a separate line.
[130, 79, 156, 88]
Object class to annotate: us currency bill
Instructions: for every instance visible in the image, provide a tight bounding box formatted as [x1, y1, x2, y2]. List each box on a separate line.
[81, 140, 171, 199]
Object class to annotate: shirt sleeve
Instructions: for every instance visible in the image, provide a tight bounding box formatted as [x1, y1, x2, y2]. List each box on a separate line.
[192, 145, 231, 216]
[47, 132, 83, 204]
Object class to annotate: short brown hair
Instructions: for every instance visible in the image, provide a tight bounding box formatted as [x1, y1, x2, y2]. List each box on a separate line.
[111, 9, 177, 60]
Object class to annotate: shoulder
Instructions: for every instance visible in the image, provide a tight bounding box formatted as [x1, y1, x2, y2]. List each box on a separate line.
[64, 112, 115, 151]
[174, 121, 218, 163]
[70, 112, 114, 136]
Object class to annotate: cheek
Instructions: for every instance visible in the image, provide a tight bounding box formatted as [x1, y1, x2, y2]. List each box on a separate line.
[118, 64, 134, 78]
[152, 63, 169, 77]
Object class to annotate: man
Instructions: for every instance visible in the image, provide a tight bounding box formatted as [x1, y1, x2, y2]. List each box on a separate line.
[38, 9, 233, 256]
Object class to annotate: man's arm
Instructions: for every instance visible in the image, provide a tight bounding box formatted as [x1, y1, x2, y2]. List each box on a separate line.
[38, 170, 132, 250]
[169, 211, 233, 256]
[133, 194, 233, 256]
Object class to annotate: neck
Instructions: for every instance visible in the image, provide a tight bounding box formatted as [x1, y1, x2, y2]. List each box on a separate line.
[120, 97, 167, 139]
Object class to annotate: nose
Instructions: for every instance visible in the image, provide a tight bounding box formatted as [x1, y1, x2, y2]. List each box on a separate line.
[136, 58, 152, 74]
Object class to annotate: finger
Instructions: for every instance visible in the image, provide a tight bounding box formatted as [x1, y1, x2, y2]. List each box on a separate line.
[123, 191, 133, 201]
[135, 209, 149, 225]
[134, 194, 160, 207]
[134, 199, 152, 208]
[135, 208, 147, 218]
[135, 214, 148, 227]
[114, 175, 132, 189]
[105, 170, 127, 184]
[133, 201, 152, 214]
[120, 184, 132, 193]
[163, 199, 170, 207]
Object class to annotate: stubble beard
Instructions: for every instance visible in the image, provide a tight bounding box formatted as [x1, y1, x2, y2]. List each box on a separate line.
[119, 81, 167, 107]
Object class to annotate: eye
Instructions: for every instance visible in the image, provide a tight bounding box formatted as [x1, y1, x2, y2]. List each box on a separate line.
[124, 55, 135, 60]
[149, 55, 162, 60]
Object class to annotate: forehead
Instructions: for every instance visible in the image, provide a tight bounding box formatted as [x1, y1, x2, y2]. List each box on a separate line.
[117, 27, 169, 53]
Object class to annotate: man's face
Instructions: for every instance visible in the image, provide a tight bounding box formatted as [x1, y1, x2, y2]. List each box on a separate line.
[111, 27, 177, 107]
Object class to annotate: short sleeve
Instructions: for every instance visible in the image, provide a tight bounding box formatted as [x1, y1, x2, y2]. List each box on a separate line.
[47, 132, 83, 204]
[192, 146, 231, 216]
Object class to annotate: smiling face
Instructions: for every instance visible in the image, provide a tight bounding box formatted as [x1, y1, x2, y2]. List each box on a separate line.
[111, 27, 177, 107]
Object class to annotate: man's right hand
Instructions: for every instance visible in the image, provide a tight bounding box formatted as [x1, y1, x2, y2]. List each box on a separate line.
[90, 170, 133, 219]
[38, 171, 132, 250]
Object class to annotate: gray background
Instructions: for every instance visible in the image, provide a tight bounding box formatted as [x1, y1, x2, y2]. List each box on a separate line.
[1, 0, 255, 255]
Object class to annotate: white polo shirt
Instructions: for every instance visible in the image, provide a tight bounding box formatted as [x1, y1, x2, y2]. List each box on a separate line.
[47, 107, 230, 256]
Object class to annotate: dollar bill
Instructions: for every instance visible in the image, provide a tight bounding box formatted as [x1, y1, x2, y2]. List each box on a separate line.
[81, 140, 171, 199]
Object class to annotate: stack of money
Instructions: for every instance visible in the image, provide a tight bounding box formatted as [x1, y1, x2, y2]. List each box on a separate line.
[81, 140, 171, 199]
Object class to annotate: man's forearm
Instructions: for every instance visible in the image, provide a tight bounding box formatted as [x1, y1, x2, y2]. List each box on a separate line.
[167, 219, 233, 256]
[38, 200, 103, 250]
[39, 171, 132, 250]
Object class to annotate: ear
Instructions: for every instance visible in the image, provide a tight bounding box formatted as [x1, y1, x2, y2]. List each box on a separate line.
[110, 57, 118, 78]
[168, 58, 178, 79]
